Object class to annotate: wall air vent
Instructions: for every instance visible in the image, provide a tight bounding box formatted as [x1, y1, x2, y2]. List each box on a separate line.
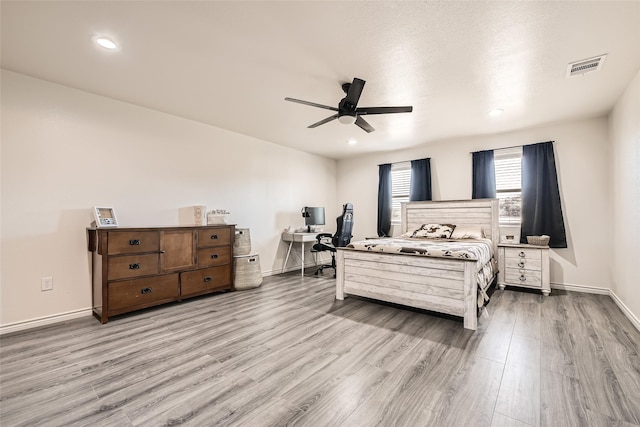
[566, 54, 607, 78]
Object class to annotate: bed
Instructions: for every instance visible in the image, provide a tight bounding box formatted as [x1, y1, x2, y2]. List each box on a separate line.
[335, 199, 499, 331]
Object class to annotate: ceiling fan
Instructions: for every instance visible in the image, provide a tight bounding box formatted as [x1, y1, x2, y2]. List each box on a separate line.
[284, 77, 413, 133]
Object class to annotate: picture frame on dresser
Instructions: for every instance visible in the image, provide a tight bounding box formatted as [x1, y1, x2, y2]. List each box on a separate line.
[92, 206, 119, 227]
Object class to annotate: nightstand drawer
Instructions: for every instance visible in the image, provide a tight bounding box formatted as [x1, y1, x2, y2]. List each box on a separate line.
[504, 248, 542, 262]
[505, 256, 541, 271]
[505, 268, 542, 288]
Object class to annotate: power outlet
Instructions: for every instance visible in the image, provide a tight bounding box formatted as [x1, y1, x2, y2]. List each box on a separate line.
[41, 277, 53, 291]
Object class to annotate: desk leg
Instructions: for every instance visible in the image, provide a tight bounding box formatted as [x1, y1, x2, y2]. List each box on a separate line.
[301, 242, 305, 277]
[282, 240, 294, 273]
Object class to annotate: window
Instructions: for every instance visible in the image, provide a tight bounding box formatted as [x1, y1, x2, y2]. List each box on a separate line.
[391, 162, 411, 223]
[495, 147, 522, 224]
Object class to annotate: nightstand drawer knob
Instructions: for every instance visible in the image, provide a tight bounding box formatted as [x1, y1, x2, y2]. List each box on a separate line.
[129, 263, 141, 270]
[129, 239, 141, 245]
[211, 254, 218, 259]
[518, 261, 525, 268]
[519, 275, 526, 281]
[204, 276, 212, 282]
[141, 287, 152, 294]
[519, 251, 526, 258]
[210, 234, 218, 240]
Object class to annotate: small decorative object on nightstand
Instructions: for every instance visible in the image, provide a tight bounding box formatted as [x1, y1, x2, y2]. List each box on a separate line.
[497, 242, 550, 296]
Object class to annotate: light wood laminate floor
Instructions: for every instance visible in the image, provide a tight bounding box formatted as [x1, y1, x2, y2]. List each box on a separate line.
[1, 271, 639, 426]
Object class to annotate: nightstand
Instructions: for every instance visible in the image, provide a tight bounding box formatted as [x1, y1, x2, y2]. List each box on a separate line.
[497, 243, 550, 296]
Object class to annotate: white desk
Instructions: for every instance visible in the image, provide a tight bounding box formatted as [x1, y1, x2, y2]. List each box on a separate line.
[281, 232, 318, 277]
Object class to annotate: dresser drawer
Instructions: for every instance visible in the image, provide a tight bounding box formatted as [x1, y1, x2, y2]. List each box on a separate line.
[505, 268, 542, 288]
[181, 266, 232, 296]
[108, 274, 179, 312]
[198, 228, 232, 248]
[108, 231, 159, 255]
[198, 246, 232, 268]
[108, 254, 159, 280]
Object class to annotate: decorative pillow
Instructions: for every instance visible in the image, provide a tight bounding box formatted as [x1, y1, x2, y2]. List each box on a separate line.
[450, 225, 485, 239]
[404, 223, 456, 239]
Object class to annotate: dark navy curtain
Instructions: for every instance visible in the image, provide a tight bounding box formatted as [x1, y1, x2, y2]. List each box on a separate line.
[472, 150, 496, 199]
[409, 158, 432, 201]
[377, 163, 392, 237]
[520, 141, 567, 248]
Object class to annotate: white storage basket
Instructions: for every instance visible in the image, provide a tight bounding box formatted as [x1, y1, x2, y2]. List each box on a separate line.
[234, 254, 262, 290]
[234, 228, 251, 256]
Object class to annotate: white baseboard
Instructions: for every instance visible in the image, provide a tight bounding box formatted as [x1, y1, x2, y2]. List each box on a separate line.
[608, 290, 640, 332]
[262, 260, 326, 277]
[551, 282, 640, 332]
[0, 308, 93, 336]
[550, 282, 610, 295]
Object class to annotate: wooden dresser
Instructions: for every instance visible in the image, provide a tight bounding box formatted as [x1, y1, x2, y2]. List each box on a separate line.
[497, 243, 550, 296]
[88, 225, 235, 323]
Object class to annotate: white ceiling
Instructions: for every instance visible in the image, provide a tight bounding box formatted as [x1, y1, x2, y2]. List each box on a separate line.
[2, 1, 639, 160]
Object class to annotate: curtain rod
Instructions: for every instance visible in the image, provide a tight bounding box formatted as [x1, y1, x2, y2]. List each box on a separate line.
[470, 140, 555, 155]
[377, 158, 430, 166]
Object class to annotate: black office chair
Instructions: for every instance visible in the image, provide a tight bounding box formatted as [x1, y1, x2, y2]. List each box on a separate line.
[311, 203, 354, 277]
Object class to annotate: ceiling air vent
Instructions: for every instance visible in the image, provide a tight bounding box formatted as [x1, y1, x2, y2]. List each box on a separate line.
[566, 54, 607, 78]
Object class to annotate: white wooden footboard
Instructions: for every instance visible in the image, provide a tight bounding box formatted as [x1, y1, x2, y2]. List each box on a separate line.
[336, 249, 478, 330]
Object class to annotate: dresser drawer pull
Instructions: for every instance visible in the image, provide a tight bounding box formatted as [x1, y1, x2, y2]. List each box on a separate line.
[210, 234, 218, 240]
[519, 275, 526, 281]
[211, 254, 219, 259]
[204, 276, 212, 282]
[129, 263, 141, 270]
[129, 239, 141, 245]
[518, 261, 525, 268]
[519, 251, 526, 258]
[141, 287, 152, 294]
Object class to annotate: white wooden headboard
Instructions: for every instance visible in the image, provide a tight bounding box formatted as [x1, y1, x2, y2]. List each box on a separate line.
[401, 199, 500, 256]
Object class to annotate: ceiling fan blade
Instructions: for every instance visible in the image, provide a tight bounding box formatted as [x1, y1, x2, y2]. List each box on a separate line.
[344, 78, 366, 108]
[308, 114, 339, 128]
[355, 116, 375, 133]
[356, 106, 413, 115]
[285, 97, 338, 112]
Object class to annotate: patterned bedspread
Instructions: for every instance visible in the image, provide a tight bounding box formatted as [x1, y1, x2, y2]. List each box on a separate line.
[346, 237, 494, 267]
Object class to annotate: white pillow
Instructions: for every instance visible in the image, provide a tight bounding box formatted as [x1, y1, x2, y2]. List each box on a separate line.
[450, 225, 484, 239]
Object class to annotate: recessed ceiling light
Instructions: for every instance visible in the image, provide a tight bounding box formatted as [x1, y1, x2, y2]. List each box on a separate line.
[488, 109, 504, 117]
[95, 37, 117, 50]
[347, 139, 357, 145]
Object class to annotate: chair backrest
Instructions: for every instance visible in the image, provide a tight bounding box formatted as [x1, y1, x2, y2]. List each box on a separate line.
[332, 203, 354, 248]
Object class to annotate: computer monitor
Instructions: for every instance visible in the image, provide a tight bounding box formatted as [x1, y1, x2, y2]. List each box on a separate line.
[302, 207, 325, 232]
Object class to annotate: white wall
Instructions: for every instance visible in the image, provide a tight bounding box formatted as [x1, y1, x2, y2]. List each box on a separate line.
[609, 69, 640, 319]
[337, 117, 612, 291]
[0, 70, 337, 326]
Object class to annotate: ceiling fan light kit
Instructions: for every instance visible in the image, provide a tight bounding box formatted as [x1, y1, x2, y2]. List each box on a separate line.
[338, 114, 356, 125]
[285, 77, 413, 133]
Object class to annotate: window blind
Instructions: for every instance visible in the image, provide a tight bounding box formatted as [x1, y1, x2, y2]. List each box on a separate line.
[391, 162, 411, 222]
